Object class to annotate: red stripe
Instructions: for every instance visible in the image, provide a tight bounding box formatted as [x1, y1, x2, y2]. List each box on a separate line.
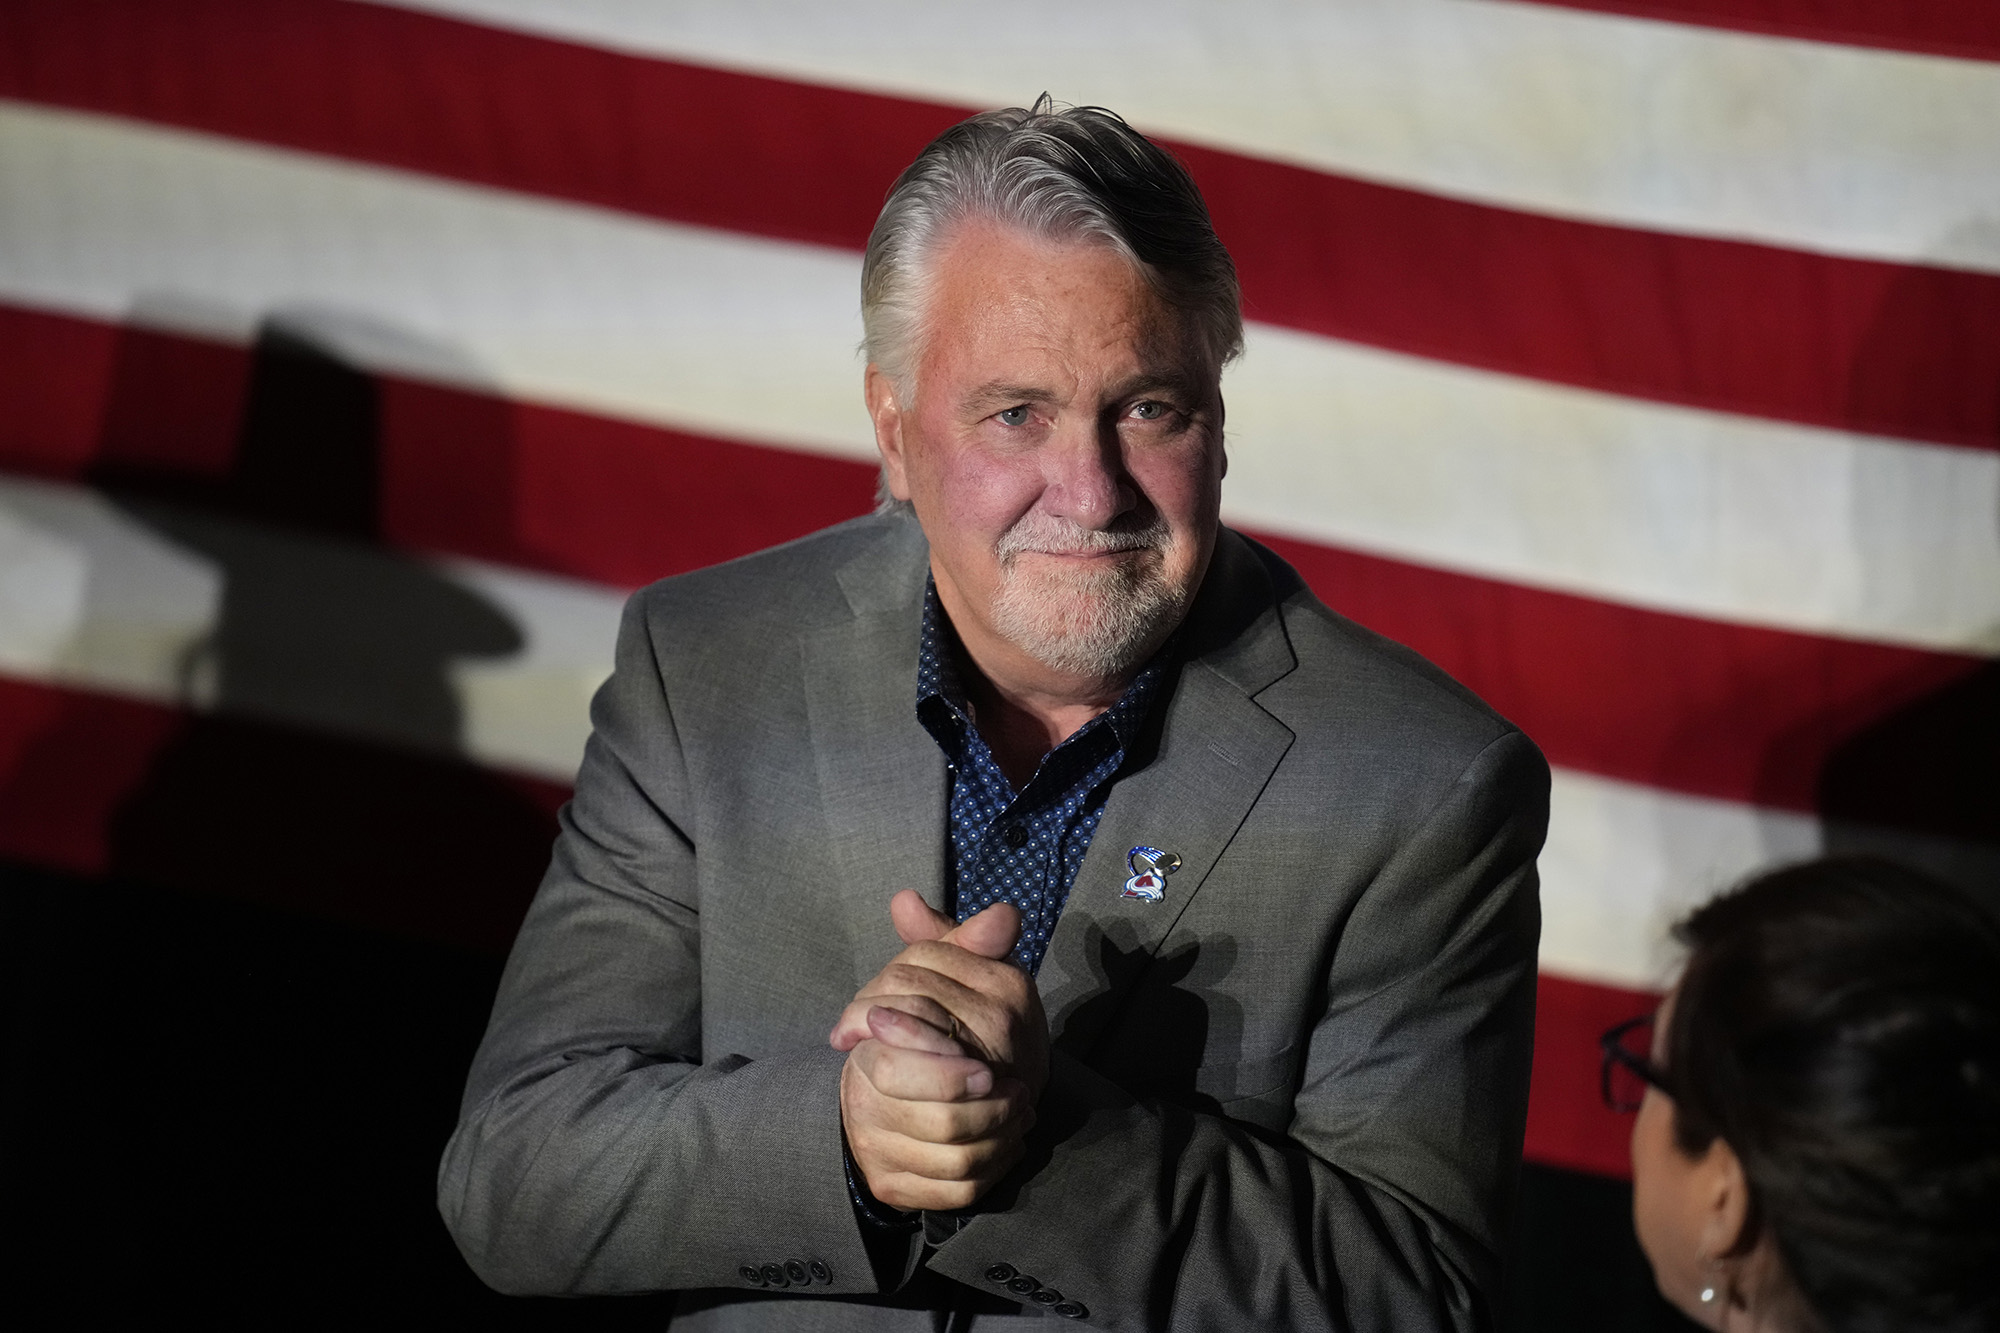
[0, 304, 129, 476]
[0, 303, 881, 585]
[1523, 0, 2000, 63]
[0, 0, 954, 254]
[1527, 974, 1657, 1178]
[0, 669, 1645, 1172]
[0, 674, 565, 953]
[3, 0, 1997, 451]
[1258, 534, 1987, 817]
[380, 381, 881, 587]
[4, 301, 1989, 824]
[1189, 146, 2000, 454]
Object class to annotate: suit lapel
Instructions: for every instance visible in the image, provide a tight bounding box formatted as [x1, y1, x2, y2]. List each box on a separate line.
[803, 523, 1301, 1036]
[1036, 668, 1293, 1054]
[805, 521, 949, 991]
[1035, 530, 1299, 1056]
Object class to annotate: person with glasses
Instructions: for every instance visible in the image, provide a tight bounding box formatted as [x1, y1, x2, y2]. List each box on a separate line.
[1598, 857, 2000, 1331]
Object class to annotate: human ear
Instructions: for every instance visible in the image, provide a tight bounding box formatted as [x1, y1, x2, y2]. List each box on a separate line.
[865, 364, 913, 502]
[1688, 1139, 1765, 1326]
[1694, 1134, 1753, 1266]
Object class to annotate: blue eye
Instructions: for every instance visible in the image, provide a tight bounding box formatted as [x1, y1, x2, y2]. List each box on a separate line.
[1131, 401, 1167, 420]
[997, 406, 1031, 427]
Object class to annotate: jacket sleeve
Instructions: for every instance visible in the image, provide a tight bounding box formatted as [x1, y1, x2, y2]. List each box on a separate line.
[435, 592, 882, 1297]
[923, 728, 1549, 1331]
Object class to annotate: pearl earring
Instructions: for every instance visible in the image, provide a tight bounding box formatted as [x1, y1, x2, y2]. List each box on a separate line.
[1696, 1249, 1722, 1308]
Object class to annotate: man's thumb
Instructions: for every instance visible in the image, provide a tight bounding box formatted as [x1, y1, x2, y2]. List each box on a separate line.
[943, 901, 1022, 961]
[889, 888, 955, 945]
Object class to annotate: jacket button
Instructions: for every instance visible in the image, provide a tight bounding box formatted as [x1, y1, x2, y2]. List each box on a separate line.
[1030, 1288, 1063, 1306]
[808, 1259, 833, 1284]
[761, 1262, 787, 1288]
[739, 1265, 764, 1286]
[1007, 1275, 1040, 1296]
[785, 1259, 810, 1285]
[1003, 823, 1029, 849]
[985, 1263, 1018, 1283]
[1053, 1301, 1088, 1319]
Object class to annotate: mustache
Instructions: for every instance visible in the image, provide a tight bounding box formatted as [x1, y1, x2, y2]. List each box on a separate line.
[995, 512, 1171, 561]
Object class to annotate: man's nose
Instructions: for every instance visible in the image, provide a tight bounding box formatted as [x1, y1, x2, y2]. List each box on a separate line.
[1041, 417, 1135, 530]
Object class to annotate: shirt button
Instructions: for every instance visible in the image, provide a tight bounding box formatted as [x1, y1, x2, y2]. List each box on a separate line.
[1003, 824, 1029, 849]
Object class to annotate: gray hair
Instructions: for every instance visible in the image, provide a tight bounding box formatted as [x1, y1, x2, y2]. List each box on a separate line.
[861, 95, 1244, 399]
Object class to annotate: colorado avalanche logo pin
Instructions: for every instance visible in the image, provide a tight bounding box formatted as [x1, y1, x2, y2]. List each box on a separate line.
[1120, 845, 1182, 902]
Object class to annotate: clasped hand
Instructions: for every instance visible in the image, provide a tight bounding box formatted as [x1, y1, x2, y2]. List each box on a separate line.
[830, 890, 1049, 1212]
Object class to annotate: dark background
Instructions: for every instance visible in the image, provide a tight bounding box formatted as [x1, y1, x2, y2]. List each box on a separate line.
[1, 854, 1692, 1329]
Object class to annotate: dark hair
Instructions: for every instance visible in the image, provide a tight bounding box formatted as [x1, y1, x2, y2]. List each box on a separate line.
[1666, 857, 2000, 1333]
[860, 94, 1243, 391]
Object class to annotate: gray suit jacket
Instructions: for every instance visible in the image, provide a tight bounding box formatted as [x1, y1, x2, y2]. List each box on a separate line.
[439, 513, 1547, 1331]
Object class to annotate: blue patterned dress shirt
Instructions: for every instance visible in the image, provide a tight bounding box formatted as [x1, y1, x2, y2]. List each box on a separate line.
[914, 579, 1169, 976]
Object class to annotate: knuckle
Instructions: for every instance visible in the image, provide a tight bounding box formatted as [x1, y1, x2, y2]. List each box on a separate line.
[849, 1047, 888, 1087]
[874, 1177, 919, 1211]
[847, 1132, 888, 1174]
[935, 1181, 980, 1211]
[908, 1107, 954, 1144]
[957, 1115, 1005, 1147]
[961, 996, 1005, 1033]
[937, 1101, 988, 1140]
[937, 1144, 981, 1180]
[867, 1132, 916, 1172]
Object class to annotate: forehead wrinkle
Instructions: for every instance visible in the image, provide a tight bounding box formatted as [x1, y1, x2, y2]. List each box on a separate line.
[917, 222, 1217, 418]
[1111, 366, 1208, 399]
[967, 380, 1061, 407]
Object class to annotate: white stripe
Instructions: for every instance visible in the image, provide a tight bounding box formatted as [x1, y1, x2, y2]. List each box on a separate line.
[0, 101, 875, 461]
[372, 0, 2000, 274]
[0, 473, 619, 781]
[5, 103, 1997, 652]
[1223, 329, 2000, 654]
[1537, 769, 1820, 987]
[442, 559, 623, 780]
[0, 471, 1836, 989]
[1541, 782, 2000, 987]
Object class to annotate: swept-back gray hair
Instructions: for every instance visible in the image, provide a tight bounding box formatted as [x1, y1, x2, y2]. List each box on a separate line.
[860, 96, 1243, 396]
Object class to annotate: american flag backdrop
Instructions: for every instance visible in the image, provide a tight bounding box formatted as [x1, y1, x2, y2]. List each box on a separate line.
[2, 0, 1997, 1311]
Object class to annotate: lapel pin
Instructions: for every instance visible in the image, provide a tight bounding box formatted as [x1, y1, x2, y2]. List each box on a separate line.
[1121, 845, 1182, 902]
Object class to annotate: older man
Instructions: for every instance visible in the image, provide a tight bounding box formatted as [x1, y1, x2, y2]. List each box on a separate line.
[440, 101, 1547, 1331]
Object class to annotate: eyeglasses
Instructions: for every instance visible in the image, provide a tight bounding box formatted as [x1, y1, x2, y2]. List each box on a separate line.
[1599, 1014, 1672, 1113]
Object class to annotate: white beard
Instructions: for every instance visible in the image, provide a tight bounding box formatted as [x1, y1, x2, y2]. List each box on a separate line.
[987, 512, 1192, 677]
